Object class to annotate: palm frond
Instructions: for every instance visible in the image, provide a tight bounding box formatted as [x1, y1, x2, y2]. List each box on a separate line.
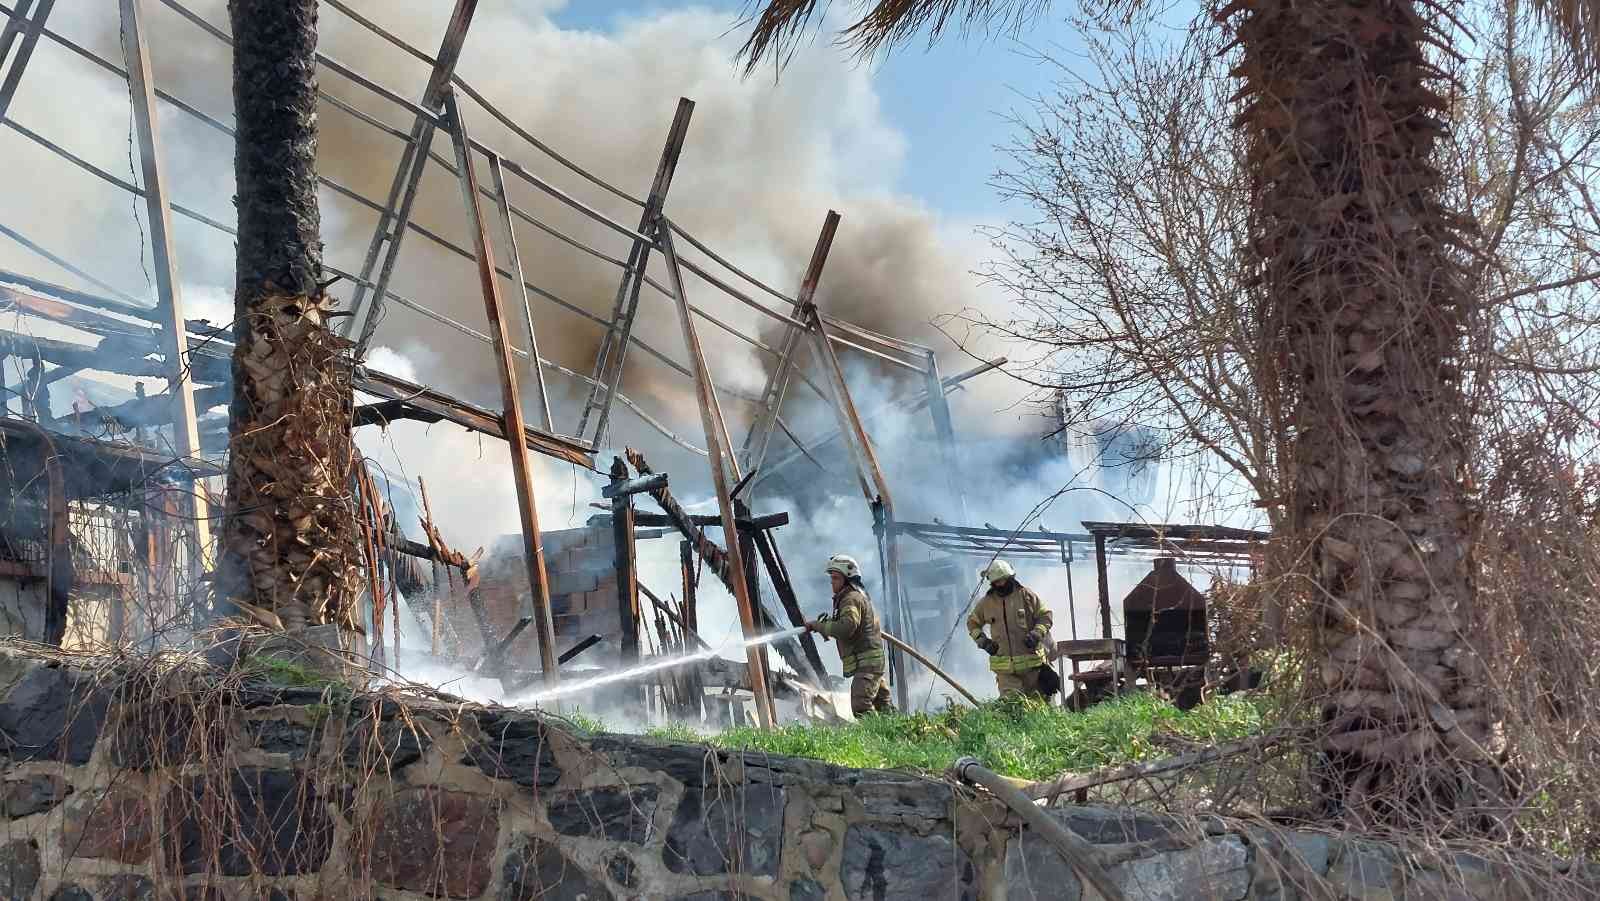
[735, 1, 1057, 75]
[1528, 0, 1600, 82]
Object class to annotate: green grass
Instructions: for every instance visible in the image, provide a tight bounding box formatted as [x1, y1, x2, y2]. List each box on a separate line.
[243, 655, 337, 688]
[645, 692, 1272, 782]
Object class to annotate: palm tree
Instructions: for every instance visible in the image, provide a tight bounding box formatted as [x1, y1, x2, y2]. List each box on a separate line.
[218, 0, 361, 637]
[738, 0, 1599, 827]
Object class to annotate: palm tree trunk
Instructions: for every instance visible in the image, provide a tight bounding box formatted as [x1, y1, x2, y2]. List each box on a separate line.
[1223, 0, 1504, 826]
[219, 0, 360, 634]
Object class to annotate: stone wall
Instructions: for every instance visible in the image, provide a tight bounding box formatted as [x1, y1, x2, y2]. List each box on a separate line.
[0, 646, 1582, 900]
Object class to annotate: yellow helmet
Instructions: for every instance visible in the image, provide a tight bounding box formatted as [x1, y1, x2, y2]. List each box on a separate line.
[980, 559, 1016, 584]
[825, 554, 862, 579]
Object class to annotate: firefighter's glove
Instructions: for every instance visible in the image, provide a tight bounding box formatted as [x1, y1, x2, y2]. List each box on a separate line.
[1023, 633, 1040, 651]
[977, 636, 1000, 656]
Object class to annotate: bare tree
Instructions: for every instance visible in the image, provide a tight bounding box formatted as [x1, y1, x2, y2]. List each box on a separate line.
[738, 0, 1600, 837]
[218, 0, 361, 634]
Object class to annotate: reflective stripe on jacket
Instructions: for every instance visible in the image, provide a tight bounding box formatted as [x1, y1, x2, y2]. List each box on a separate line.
[818, 585, 886, 676]
[967, 582, 1052, 673]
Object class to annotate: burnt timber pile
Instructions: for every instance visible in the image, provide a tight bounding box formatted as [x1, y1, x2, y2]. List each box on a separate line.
[0, 0, 1027, 726]
[0, 0, 1275, 727]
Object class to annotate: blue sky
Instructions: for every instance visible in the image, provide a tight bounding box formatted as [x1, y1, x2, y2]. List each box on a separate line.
[549, 2, 1088, 222]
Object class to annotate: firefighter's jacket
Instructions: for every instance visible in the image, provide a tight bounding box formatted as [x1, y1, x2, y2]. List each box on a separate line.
[967, 583, 1053, 673]
[816, 585, 886, 676]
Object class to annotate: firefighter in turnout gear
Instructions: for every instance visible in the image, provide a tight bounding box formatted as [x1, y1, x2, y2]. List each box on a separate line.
[805, 554, 895, 717]
[968, 559, 1055, 698]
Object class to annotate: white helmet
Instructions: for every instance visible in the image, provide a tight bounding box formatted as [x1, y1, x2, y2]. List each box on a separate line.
[825, 554, 861, 579]
[981, 559, 1016, 584]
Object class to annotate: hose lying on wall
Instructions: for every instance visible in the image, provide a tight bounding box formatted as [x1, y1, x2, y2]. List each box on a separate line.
[951, 756, 1128, 901]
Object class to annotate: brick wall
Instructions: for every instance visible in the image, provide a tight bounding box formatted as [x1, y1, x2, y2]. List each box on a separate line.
[462, 516, 625, 661]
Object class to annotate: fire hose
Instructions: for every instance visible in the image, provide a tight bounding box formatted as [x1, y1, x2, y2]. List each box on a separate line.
[880, 630, 979, 707]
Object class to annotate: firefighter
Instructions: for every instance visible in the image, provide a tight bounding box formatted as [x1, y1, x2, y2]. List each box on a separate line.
[968, 559, 1055, 698]
[805, 554, 895, 717]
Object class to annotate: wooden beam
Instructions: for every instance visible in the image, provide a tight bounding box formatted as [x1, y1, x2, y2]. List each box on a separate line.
[805, 307, 910, 708]
[487, 152, 555, 433]
[346, 0, 479, 352]
[355, 368, 594, 469]
[743, 211, 840, 482]
[0, 0, 51, 118]
[578, 97, 694, 448]
[119, 0, 211, 580]
[657, 228, 775, 728]
[444, 88, 560, 685]
[609, 458, 641, 667]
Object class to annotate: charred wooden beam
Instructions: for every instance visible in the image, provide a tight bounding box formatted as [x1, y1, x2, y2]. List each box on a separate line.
[626, 448, 821, 690]
[609, 458, 642, 667]
[355, 367, 593, 469]
[752, 527, 827, 680]
[632, 511, 789, 531]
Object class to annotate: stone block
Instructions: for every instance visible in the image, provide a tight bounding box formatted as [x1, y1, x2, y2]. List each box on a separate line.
[546, 785, 659, 845]
[246, 718, 318, 761]
[109, 695, 229, 770]
[1005, 833, 1082, 901]
[853, 777, 953, 823]
[501, 834, 614, 901]
[0, 839, 39, 900]
[341, 713, 431, 773]
[61, 785, 152, 862]
[1250, 828, 1335, 900]
[0, 773, 70, 818]
[664, 780, 784, 878]
[164, 768, 334, 876]
[0, 663, 106, 763]
[1109, 836, 1249, 901]
[1048, 807, 1181, 844]
[1328, 841, 1401, 901]
[840, 825, 977, 900]
[462, 711, 562, 789]
[368, 788, 499, 898]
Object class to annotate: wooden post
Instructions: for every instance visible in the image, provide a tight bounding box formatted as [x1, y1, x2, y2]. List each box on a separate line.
[681, 540, 697, 633]
[805, 307, 911, 709]
[119, 0, 212, 584]
[346, 0, 479, 351]
[419, 476, 444, 656]
[753, 530, 828, 679]
[609, 458, 641, 667]
[1062, 541, 1079, 641]
[444, 90, 560, 685]
[487, 153, 555, 433]
[579, 98, 695, 447]
[742, 211, 840, 479]
[923, 351, 969, 524]
[1094, 533, 1113, 640]
[736, 502, 775, 715]
[657, 228, 774, 729]
[0, 0, 52, 119]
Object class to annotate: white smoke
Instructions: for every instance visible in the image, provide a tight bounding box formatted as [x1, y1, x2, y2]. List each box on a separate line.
[0, 2, 1247, 714]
